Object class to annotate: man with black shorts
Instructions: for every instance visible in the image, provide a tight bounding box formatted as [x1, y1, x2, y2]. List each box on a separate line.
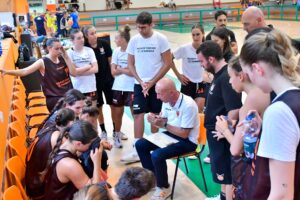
[206, 10, 238, 54]
[197, 41, 242, 200]
[122, 11, 172, 163]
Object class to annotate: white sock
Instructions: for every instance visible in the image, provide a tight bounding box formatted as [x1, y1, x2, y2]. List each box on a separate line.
[133, 138, 140, 147]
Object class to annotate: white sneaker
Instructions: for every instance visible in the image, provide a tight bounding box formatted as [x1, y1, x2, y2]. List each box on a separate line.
[151, 187, 171, 200]
[113, 132, 123, 148]
[119, 131, 128, 140]
[100, 131, 108, 140]
[120, 149, 140, 163]
[203, 156, 211, 164]
[188, 155, 198, 160]
[205, 194, 220, 200]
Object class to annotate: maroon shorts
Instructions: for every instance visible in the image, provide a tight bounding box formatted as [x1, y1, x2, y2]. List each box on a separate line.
[112, 90, 134, 107]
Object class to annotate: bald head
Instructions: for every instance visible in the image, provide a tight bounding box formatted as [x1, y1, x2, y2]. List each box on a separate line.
[156, 77, 176, 92]
[242, 6, 266, 33]
[155, 78, 178, 103]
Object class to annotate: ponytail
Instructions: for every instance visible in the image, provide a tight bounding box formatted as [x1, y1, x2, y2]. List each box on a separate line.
[240, 29, 300, 87]
[37, 97, 65, 132]
[119, 24, 131, 43]
[39, 127, 69, 181]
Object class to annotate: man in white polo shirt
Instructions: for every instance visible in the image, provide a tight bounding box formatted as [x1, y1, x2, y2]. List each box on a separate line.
[122, 11, 172, 162]
[136, 77, 199, 200]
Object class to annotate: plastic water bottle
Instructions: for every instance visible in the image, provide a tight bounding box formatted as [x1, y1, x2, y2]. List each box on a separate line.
[243, 112, 258, 160]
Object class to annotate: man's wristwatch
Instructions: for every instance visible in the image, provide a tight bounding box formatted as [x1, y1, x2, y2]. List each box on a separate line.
[164, 122, 168, 129]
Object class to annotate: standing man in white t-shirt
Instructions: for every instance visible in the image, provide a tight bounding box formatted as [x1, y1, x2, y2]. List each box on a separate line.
[121, 11, 172, 163]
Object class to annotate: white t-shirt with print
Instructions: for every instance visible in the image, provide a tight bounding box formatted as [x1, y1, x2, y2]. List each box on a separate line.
[67, 46, 97, 93]
[257, 88, 300, 162]
[161, 93, 199, 144]
[111, 47, 134, 92]
[127, 31, 170, 84]
[173, 43, 203, 83]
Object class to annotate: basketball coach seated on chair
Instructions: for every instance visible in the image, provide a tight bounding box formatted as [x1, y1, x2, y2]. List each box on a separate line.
[135, 77, 199, 200]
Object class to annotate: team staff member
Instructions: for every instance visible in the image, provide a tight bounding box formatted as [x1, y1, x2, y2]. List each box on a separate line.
[82, 25, 116, 140]
[0, 38, 76, 111]
[206, 10, 238, 54]
[67, 29, 98, 106]
[197, 41, 242, 200]
[136, 78, 199, 200]
[123, 11, 172, 163]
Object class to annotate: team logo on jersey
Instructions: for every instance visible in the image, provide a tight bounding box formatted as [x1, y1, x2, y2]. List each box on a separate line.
[100, 47, 105, 55]
[209, 83, 215, 95]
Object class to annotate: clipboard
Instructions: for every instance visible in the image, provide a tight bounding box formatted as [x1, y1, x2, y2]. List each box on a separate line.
[144, 132, 179, 148]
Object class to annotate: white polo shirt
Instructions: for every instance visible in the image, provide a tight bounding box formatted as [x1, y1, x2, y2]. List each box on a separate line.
[67, 46, 97, 93]
[127, 31, 170, 84]
[173, 43, 203, 83]
[161, 93, 199, 144]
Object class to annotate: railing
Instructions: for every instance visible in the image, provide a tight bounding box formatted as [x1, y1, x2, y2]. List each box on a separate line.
[83, 5, 300, 32]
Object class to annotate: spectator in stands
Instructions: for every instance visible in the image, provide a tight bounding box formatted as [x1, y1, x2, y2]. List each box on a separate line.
[123, 0, 133, 9]
[42, 120, 103, 199]
[60, 11, 69, 37]
[171, 24, 206, 112]
[239, 29, 300, 200]
[0, 38, 76, 111]
[70, 6, 80, 30]
[240, 0, 249, 9]
[34, 13, 47, 36]
[114, 167, 156, 200]
[110, 25, 134, 148]
[136, 77, 199, 200]
[213, 0, 221, 9]
[25, 108, 75, 199]
[55, 8, 64, 37]
[211, 27, 233, 62]
[82, 25, 115, 141]
[206, 10, 238, 54]
[168, 0, 176, 11]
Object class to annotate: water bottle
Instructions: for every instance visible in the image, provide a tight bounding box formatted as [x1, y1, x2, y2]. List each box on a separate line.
[243, 112, 258, 160]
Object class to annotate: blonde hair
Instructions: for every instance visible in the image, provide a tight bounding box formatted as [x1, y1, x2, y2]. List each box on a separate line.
[73, 182, 113, 200]
[240, 29, 300, 86]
